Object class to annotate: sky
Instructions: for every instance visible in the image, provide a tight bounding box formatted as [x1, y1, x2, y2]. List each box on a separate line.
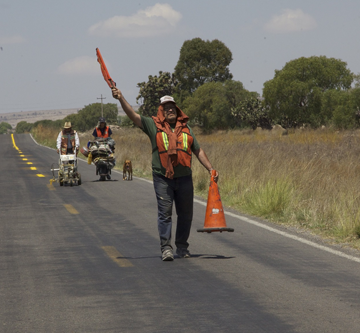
[1, 0, 360, 114]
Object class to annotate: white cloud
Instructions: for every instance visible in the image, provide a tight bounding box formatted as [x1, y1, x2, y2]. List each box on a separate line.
[265, 9, 317, 33]
[88, 3, 182, 38]
[57, 56, 102, 76]
[0, 35, 25, 44]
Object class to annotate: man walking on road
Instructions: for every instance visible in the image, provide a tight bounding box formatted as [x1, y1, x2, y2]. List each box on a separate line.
[111, 87, 218, 261]
[56, 122, 80, 155]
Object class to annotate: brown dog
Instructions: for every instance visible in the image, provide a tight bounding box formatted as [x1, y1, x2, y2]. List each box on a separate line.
[123, 160, 133, 180]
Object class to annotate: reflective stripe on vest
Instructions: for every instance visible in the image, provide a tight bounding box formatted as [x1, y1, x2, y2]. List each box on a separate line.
[161, 132, 188, 152]
[162, 132, 169, 151]
[155, 128, 193, 169]
[182, 133, 188, 151]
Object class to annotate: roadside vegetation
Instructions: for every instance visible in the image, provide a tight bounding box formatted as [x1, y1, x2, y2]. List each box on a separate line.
[32, 125, 360, 250]
[19, 37, 360, 249]
[0, 121, 12, 134]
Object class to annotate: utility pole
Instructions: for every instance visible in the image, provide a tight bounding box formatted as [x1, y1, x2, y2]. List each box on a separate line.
[97, 94, 106, 117]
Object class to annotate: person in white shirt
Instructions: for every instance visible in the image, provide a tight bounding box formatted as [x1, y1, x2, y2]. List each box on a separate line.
[56, 122, 80, 155]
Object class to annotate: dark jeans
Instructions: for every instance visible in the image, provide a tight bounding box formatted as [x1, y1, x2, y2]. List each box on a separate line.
[152, 172, 194, 252]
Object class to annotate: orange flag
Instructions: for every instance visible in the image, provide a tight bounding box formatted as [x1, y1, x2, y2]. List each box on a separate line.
[96, 48, 116, 88]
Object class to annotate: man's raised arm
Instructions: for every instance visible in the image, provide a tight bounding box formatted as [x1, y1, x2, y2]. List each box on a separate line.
[111, 87, 142, 128]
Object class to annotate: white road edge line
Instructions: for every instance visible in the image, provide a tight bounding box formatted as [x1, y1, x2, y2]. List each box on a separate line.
[194, 198, 360, 264]
[29, 134, 360, 264]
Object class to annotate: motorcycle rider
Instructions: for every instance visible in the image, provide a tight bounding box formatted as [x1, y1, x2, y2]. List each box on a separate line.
[91, 117, 114, 180]
[92, 117, 112, 138]
[56, 122, 79, 155]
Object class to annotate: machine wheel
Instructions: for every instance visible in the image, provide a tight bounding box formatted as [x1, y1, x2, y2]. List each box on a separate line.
[78, 174, 82, 186]
[59, 178, 64, 186]
[100, 175, 106, 181]
[70, 180, 73, 187]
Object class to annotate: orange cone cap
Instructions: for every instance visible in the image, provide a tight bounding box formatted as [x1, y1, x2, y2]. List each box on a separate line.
[197, 170, 234, 233]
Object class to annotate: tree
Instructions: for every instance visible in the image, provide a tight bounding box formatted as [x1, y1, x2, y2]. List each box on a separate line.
[64, 103, 118, 132]
[231, 97, 272, 129]
[174, 38, 233, 96]
[15, 121, 33, 133]
[136, 71, 178, 117]
[183, 80, 254, 130]
[330, 87, 360, 129]
[263, 56, 353, 127]
[0, 122, 12, 134]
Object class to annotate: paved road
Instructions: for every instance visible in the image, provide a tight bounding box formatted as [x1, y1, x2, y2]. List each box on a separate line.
[1, 134, 360, 333]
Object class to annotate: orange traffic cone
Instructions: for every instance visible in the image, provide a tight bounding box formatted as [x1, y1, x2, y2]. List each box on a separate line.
[197, 170, 234, 233]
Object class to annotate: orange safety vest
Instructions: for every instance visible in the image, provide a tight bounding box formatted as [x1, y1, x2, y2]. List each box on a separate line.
[155, 126, 193, 169]
[60, 130, 76, 155]
[95, 126, 109, 138]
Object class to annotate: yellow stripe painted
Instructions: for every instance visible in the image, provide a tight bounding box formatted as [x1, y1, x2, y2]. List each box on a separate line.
[11, 134, 19, 150]
[27, 162, 33, 165]
[101, 246, 133, 267]
[36, 174, 45, 177]
[22, 158, 28, 161]
[64, 204, 79, 214]
[30, 167, 37, 170]
[20, 155, 25, 157]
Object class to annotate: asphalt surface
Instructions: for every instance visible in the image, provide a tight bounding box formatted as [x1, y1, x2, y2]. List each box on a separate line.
[1, 133, 360, 333]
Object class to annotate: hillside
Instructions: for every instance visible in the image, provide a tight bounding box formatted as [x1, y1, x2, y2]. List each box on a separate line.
[0, 106, 135, 128]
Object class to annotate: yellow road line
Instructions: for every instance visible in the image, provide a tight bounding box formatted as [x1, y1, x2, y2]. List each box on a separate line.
[27, 162, 33, 165]
[63, 204, 79, 214]
[22, 158, 28, 161]
[36, 174, 45, 177]
[20, 155, 25, 157]
[30, 167, 37, 170]
[101, 246, 133, 267]
[11, 134, 19, 150]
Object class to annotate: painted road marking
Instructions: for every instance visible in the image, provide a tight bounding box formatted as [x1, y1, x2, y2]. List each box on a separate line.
[22, 158, 28, 161]
[36, 174, 45, 177]
[27, 162, 33, 165]
[11, 134, 19, 150]
[101, 246, 133, 267]
[30, 167, 37, 170]
[64, 204, 79, 215]
[20, 155, 25, 157]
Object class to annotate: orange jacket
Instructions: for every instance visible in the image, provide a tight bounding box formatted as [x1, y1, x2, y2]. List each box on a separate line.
[155, 127, 193, 170]
[95, 126, 110, 138]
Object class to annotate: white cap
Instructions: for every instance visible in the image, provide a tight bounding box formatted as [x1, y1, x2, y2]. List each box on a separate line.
[160, 95, 175, 105]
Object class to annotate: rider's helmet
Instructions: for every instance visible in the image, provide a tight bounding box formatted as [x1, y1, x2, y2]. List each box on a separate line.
[99, 117, 106, 123]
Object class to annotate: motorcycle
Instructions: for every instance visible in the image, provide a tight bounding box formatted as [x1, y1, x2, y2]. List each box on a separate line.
[82, 137, 116, 181]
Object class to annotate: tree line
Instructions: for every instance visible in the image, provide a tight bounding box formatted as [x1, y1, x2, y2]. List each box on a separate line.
[15, 103, 119, 133]
[16, 37, 360, 133]
[136, 38, 360, 130]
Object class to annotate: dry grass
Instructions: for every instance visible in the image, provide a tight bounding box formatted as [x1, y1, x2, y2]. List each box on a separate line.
[32, 125, 360, 249]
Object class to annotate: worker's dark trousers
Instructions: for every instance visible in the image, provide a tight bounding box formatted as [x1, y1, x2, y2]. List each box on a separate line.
[152, 172, 194, 253]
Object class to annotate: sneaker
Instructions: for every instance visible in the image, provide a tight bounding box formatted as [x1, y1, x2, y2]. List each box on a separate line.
[162, 249, 174, 261]
[176, 248, 191, 258]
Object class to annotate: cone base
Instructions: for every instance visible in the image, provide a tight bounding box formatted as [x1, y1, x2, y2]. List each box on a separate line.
[197, 227, 234, 233]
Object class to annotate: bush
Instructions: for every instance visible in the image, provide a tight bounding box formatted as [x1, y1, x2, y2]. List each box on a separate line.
[0, 122, 12, 134]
